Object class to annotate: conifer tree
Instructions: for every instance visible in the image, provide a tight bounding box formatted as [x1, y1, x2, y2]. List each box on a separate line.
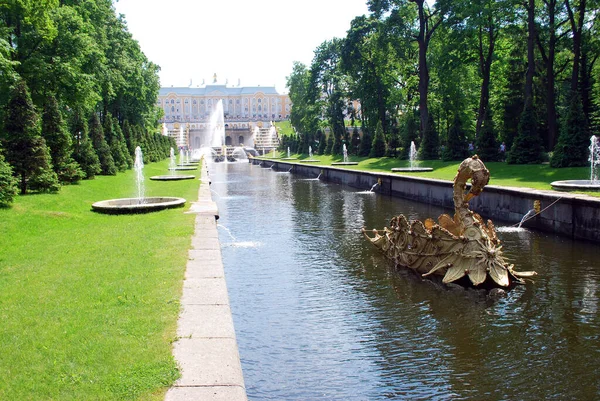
[475, 115, 500, 162]
[114, 118, 133, 169]
[90, 113, 116, 175]
[41, 96, 84, 183]
[551, 91, 590, 167]
[419, 113, 439, 160]
[370, 120, 387, 157]
[0, 148, 18, 207]
[104, 113, 128, 171]
[358, 128, 372, 157]
[325, 130, 334, 155]
[442, 114, 469, 161]
[1, 80, 59, 194]
[506, 102, 545, 164]
[317, 130, 327, 155]
[71, 112, 101, 179]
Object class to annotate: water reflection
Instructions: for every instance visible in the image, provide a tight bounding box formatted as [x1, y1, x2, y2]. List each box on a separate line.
[210, 162, 600, 400]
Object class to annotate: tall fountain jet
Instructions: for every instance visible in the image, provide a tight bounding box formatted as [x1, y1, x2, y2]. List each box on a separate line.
[209, 100, 226, 148]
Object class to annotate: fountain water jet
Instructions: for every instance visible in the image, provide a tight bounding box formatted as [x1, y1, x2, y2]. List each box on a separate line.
[332, 143, 358, 165]
[551, 135, 600, 191]
[92, 146, 186, 213]
[151, 147, 196, 181]
[300, 145, 320, 163]
[391, 141, 433, 172]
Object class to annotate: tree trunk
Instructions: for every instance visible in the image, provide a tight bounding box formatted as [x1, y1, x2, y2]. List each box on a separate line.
[524, 0, 536, 107]
[476, 21, 495, 137]
[416, 0, 430, 136]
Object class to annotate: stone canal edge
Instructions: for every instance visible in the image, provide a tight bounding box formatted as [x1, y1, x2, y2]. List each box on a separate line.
[165, 159, 248, 401]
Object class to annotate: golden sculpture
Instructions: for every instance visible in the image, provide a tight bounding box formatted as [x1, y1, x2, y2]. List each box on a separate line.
[362, 156, 536, 288]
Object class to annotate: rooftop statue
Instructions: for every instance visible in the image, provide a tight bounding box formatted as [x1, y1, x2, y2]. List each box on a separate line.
[363, 156, 536, 288]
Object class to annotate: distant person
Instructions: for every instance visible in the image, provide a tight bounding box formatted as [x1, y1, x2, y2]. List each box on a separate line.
[499, 142, 506, 161]
[468, 142, 474, 152]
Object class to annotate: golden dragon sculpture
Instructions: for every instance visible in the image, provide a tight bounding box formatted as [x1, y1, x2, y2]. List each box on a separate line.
[362, 156, 536, 288]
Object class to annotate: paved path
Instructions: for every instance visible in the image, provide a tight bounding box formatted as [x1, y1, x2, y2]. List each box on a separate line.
[165, 160, 248, 401]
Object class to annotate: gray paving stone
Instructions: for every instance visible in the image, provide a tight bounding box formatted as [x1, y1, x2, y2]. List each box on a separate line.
[177, 304, 236, 338]
[165, 386, 247, 401]
[181, 278, 230, 305]
[172, 338, 245, 387]
[191, 236, 221, 250]
[185, 259, 224, 279]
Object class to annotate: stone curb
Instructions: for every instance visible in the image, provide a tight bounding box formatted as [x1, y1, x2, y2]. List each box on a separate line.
[165, 159, 248, 401]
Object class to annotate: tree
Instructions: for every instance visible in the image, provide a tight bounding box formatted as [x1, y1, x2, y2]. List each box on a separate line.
[1, 80, 58, 194]
[550, 91, 590, 166]
[71, 110, 100, 179]
[41, 95, 83, 183]
[419, 113, 439, 159]
[475, 114, 500, 161]
[104, 113, 128, 171]
[89, 113, 116, 175]
[442, 113, 470, 161]
[0, 148, 18, 207]
[506, 102, 545, 163]
[359, 127, 373, 156]
[370, 120, 387, 157]
[368, 0, 444, 141]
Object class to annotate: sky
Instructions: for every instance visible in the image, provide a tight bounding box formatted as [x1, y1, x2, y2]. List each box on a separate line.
[113, 0, 370, 93]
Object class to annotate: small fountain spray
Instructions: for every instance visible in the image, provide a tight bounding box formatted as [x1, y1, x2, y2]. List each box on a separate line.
[288, 147, 291, 158]
[134, 146, 145, 204]
[391, 141, 433, 172]
[309, 146, 313, 158]
[409, 141, 417, 170]
[332, 142, 358, 165]
[551, 135, 600, 191]
[92, 145, 186, 213]
[169, 147, 176, 171]
[590, 135, 599, 184]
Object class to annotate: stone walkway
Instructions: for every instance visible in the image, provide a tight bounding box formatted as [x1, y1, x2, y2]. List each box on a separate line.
[165, 160, 247, 401]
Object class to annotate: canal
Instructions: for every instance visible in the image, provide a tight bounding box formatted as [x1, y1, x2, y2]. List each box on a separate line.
[209, 161, 599, 400]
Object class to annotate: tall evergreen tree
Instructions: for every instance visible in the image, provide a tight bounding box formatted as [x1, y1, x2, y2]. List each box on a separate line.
[359, 127, 373, 157]
[419, 113, 439, 160]
[1, 80, 58, 194]
[41, 95, 84, 183]
[475, 114, 500, 161]
[506, 102, 545, 164]
[104, 113, 128, 171]
[370, 120, 387, 157]
[442, 114, 470, 161]
[71, 111, 101, 179]
[89, 113, 116, 175]
[0, 148, 18, 207]
[550, 91, 590, 167]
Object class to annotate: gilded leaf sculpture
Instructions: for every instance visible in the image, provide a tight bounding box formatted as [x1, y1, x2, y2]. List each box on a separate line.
[362, 156, 536, 288]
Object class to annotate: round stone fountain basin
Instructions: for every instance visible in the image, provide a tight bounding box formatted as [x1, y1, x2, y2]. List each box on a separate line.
[169, 166, 197, 171]
[150, 175, 195, 181]
[391, 167, 433, 172]
[550, 180, 600, 192]
[332, 162, 359, 166]
[92, 197, 186, 214]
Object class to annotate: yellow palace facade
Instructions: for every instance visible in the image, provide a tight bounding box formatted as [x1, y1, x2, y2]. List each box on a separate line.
[157, 83, 291, 149]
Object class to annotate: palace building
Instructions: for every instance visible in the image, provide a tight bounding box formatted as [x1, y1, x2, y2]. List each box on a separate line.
[157, 80, 291, 150]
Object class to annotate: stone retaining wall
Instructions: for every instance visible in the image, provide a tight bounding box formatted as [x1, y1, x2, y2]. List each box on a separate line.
[253, 159, 600, 243]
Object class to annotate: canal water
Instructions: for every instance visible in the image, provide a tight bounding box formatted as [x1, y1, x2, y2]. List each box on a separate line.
[209, 161, 600, 401]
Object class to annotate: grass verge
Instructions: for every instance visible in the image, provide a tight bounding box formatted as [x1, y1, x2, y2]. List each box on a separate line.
[0, 159, 200, 400]
[263, 153, 597, 196]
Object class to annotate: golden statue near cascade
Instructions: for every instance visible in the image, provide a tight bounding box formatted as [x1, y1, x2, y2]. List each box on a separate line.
[362, 156, 536, 288]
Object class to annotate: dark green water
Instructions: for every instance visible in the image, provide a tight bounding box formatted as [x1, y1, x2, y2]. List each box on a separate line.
[211, 161, 600, 401]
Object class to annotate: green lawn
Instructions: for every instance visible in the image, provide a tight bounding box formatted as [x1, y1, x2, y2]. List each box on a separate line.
[0, 160, 200, 400]
[265, 152, 597, 196]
